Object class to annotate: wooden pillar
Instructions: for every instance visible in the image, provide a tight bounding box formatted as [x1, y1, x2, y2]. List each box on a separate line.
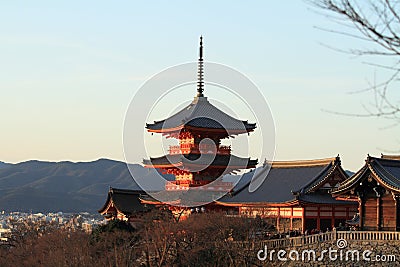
[331, 206, 335, 229]
[395, 196, 400, 232]
[277, 207, 280, 232]
[359, 198, 364, 230]
[290, 207, 293, 230]
[317, 206, 320, 230]
[302, 207, 306, 233]
[377, 196, 381, 231]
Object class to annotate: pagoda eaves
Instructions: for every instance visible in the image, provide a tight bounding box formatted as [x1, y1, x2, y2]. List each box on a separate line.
[143, 154, 258, 172]
[146, 96, 256, 138]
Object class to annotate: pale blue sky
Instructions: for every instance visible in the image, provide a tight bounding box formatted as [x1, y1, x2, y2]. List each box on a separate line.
[1, 1, 399, 170]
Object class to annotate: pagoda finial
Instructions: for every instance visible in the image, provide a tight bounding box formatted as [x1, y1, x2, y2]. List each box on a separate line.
[197, 36, 204, 97]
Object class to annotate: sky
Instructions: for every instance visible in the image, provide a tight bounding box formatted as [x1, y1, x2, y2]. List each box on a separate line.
[1, 1, 399, 171]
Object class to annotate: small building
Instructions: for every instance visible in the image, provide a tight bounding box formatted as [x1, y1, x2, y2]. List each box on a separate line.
[216, 156, 358, 232]
[332, 155, 400, 231]
[98, 187, 149, 221]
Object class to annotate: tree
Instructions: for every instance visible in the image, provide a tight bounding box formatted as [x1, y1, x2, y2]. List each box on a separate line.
[310, 0, 400, 125]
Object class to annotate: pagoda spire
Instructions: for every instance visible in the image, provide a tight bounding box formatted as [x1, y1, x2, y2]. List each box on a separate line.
[197, 36, 204, 97]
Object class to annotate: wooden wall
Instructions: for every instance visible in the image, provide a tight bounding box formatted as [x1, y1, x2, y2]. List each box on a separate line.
[381, 193, 396, 231]
[362, 192, 397, 231]
[363, 197, 377, 230]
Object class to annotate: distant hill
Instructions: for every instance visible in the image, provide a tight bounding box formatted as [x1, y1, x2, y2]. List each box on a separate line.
[0, 162, 12, 169]
[0, 159, 172, 213]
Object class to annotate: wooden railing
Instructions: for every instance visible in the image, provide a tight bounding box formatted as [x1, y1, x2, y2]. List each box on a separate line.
[336, 231, 400, 241]
[169, 144, 231, 155]
[259, 230, 400, 249]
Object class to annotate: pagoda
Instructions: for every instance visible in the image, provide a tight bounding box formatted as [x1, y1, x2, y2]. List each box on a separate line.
[143, 37, 258, 198]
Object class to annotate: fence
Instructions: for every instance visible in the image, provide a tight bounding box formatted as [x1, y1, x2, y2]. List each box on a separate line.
[259, 230, 400, 248]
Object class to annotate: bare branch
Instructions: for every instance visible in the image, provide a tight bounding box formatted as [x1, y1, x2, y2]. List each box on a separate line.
[310, 0, 400, 123]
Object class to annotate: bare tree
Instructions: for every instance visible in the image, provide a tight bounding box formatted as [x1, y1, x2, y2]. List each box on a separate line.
[310, 0, 400, 125]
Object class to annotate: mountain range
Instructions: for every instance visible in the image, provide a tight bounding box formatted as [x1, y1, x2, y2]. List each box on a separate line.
[0, 159, 171, 213]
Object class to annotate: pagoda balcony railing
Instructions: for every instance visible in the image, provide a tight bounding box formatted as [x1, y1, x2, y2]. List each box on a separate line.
[165, 180, 233, 191]
[169, 144, 231, 155]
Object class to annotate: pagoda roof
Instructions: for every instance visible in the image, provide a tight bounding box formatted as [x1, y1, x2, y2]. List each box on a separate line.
[146, 96, 256, 134]
[143, 153, 258, 170]
[332, 155, 400, 195]
[217, 156, 353, 206]
[98, 187, 149, 215]
[140, 189, 229, 207]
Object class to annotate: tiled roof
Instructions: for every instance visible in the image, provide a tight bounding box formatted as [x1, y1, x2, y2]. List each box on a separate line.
[98, 187, 148, 215]
[143, 153, 258, 169]
[381, 154, 400, 160]
[146, 96, 256, 133]
[218, 157, 347, 205]
[297, 192, 356, 205]
[333, 156, 400, 194]
[140, 189, 227, 207]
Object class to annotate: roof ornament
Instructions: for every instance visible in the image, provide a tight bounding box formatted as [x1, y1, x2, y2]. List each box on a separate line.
[335, 154, 341, 164]
[197, 36, 204, 97]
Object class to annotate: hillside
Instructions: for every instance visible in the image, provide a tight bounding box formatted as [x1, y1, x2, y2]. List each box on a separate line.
[0, 159, 170, 213]
[0, 162, 11, 169]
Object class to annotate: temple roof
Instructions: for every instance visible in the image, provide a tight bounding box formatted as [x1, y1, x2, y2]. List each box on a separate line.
[217, 156, 351, 205]
[381, 154, 400, 160]
[98, 187, 148, 215]
[140, 189, 228, 207]
[146, 96, 256, 134]
[296, 192, 355, 205]
[143, 153, 258, 170]
[332, 156, 400, 195]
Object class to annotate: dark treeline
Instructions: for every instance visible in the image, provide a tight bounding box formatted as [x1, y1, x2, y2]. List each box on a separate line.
[0, 210, 274, 267]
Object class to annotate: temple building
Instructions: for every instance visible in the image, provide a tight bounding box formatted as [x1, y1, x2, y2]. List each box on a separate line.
[141, 37, 257, 215]
[97, 38, 400, 236]
[98, 187, 148, 222]
[332, 154, 400, 231]
[216, 156, 358, 232]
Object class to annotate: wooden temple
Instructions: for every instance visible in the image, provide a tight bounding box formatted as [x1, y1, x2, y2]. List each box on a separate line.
[216, 156, 358, 232]
[99, 38, 399, 236]
[98, 187, 148, 222]
[332, 154, 400, 231]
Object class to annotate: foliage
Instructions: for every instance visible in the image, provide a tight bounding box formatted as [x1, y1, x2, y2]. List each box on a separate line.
[0, 211, 274, 267]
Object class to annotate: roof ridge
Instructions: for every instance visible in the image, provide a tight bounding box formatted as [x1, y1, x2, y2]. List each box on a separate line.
[337, 165, 367, 189]
[368, 156, 400, 167]
[303, 162, 338, 193]
[381, 154, 400, 160]
[267, 157, 337, 168]
[369, 159, 400, 191]
[188, 96, 207, 120]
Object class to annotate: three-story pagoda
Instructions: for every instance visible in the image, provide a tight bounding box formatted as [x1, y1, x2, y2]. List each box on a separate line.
[143, 37, 258, 193]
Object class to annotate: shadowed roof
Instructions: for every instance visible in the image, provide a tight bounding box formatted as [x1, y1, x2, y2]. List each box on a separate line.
[143, 153, 258, 170]
[146, 96, 256, 134]
[381, 154, 400, 161]
[332, 156, 400, 195]
[218, 157, 349, 205]
[140, 189, 230, 207]
[98, 187, 148, 215]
